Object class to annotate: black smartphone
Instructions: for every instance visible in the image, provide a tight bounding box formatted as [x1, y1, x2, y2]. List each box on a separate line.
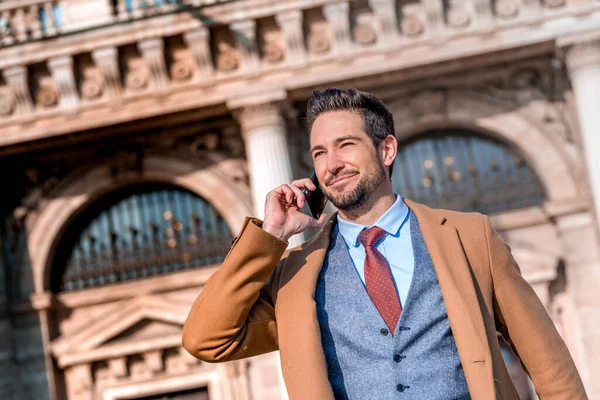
[302, 171, 328, 219]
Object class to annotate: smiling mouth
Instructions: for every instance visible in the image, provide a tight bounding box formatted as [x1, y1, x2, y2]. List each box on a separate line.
[328, 173, 357, 186]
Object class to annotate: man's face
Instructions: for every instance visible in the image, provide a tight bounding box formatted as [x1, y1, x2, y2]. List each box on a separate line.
[309, 110, 388, 211]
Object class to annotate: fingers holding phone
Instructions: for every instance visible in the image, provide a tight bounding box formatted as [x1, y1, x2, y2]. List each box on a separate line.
[262, 174, 328, 242]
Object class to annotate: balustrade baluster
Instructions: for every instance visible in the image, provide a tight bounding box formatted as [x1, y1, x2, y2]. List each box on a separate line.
[14, 7, 28, 42]
[43, 2, 57, 36]
[116, 0, 129, 20]
[132, 0, 144, 18]
[29, 5, 42, 39]
[1, 11, 14, 45]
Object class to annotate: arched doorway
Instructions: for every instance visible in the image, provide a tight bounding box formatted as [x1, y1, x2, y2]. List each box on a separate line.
[51, 183, 234, 293]
[392, 128, 547, 214]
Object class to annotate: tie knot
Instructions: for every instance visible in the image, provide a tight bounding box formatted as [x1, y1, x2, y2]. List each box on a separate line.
[358, 226, 387, 248]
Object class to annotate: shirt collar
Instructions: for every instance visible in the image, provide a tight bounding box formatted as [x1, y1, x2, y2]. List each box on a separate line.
[337, 194, 409, 248]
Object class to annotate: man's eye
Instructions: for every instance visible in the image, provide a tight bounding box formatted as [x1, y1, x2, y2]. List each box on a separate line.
[341, 142, 354, 148]
[314, 151, 324, 158]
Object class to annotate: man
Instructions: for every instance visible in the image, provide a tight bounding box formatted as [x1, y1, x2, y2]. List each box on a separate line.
[182, 88, 586, 399]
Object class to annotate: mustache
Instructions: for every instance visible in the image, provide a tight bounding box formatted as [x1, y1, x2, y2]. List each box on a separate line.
[325, 170, 359, 186]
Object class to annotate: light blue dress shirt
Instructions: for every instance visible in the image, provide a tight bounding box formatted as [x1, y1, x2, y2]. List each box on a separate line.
[336, 195, 414, 306]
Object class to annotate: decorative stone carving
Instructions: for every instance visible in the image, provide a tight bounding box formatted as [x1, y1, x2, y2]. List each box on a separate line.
[138, 38, 169, 89]
[276, 10, 306, 65]
[47, 56, 80, 109]
[401, 13, 425, 37]
[221, 126, 244, 157]
[545, 0, 566, 8]
[183, 27, 215, 80]
[231, 20, 260, 71]
[353, 14, 377, 46]
[80, 66, 104, 100]
[369, 0, 399, 45]
[0, 89, 15, 116]
[447, 0, 471, 28]
[2, 66, 33, 114]
[124, 57, 150, 91]
[92, 46, 122, 99]
[213, 27, 241, 72]
[259, 22, 285, 64]
[408, 90, 446, 118]
[144, 350, 164, 374]
[170, 48, 195, 82]
[36, 75, 59, 108]
[323, 2, 353, 54]
[496, 0, 520, 18]
[307, 19, 331, 54]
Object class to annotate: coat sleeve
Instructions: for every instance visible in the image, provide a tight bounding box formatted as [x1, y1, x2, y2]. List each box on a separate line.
[484, 215, 587, 399]
[182, 217, 288, 362]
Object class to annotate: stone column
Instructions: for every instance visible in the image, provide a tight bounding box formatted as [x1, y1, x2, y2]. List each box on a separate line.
[233, 97, 305, 248]
[566, 41, 600, 230]
[554, 211, 600, 397]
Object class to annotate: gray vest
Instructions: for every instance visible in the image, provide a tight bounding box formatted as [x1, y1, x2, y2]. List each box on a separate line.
[315, 210, 470, 400]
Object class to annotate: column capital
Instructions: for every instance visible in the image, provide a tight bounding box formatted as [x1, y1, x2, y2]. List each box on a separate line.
[566, 40, 600, 75]
[234, 102, 285, 134]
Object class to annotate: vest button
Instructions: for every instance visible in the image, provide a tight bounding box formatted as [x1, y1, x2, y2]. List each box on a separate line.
[380, 328, 389, 336]
[394, 354, 401, 362]
[396, 384, 406, 392]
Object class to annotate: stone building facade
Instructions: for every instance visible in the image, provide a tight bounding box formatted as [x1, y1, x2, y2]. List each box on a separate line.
[0, 0, 600, 399]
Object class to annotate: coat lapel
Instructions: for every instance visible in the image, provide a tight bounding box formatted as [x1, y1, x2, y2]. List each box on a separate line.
[406, 199, 494, 399]
[275, 215, 337, 400]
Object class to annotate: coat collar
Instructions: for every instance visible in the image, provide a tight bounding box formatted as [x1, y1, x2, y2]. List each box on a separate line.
[275, 199, 493, 399]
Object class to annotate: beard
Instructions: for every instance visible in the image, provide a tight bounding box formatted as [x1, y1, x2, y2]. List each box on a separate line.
[322, 158, 387, 211]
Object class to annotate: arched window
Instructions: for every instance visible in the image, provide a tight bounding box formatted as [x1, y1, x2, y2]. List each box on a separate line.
[392, 129, 546, 214]
[52, 183, 233, 292]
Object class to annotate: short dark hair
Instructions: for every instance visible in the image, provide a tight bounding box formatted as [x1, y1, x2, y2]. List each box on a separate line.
[306, 88, 396, 178]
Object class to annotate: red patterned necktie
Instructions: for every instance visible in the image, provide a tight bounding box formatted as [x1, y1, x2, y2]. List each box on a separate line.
[358, 226, 402, 335]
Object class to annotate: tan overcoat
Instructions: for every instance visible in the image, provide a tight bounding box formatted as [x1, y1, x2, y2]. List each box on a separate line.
[182, 200, 586, 399]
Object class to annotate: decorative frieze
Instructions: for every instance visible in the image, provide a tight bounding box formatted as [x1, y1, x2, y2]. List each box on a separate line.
[138, 38, 169, 90]
[213, 26, 240, 73]
[0, 87, 14, 116]
[446, 0, 472, 29]
[258, 18, 285, 64]
[305, 8, 331, 55]
[2, 66, 33, 115]
[323, 2, 353, 55]
[183, 27, 215, 80]
[276, 10, 306, 65]
[91, 47, 122, 99]
[230, 20, 260, 72]
[495, 0, 520, 19]
[47, 56, 79, 109]
[369, 0, 399, 45]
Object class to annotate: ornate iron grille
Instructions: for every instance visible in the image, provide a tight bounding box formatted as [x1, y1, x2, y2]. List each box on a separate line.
[392, 130, 546, 214]
[59, 184, 233, 292]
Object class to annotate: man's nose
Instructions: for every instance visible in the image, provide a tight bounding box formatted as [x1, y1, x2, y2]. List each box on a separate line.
[326, 152, 344, 175]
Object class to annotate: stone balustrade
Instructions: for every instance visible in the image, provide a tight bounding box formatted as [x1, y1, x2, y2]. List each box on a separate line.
[0, 0, 599, 145]
[0, 0, 62, 45]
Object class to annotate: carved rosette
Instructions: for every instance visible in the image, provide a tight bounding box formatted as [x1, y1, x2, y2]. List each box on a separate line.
[36, 75, 60, 108]
[169, 48, 195, 82]
[260, 24, 285, 64]
[217, 41, 240, 71]
[80, 66, 105, 100]
[495, 0, 520, 18]
[353, 14, 377, 46]
[401, 14, 425, 37]
[0, 89, 15, 116]
[307, 20, 331, 54]
[125, 58, 150, 91]
[447, 1, 471, 28]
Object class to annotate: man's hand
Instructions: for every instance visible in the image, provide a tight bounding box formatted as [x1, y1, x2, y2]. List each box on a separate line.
[262, 178, 328, 242]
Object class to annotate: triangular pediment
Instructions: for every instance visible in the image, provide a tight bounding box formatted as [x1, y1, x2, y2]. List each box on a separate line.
[51, 295, 189, 357]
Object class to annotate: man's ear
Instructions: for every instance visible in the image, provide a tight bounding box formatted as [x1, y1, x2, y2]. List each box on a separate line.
[380, 135, 398, 168]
